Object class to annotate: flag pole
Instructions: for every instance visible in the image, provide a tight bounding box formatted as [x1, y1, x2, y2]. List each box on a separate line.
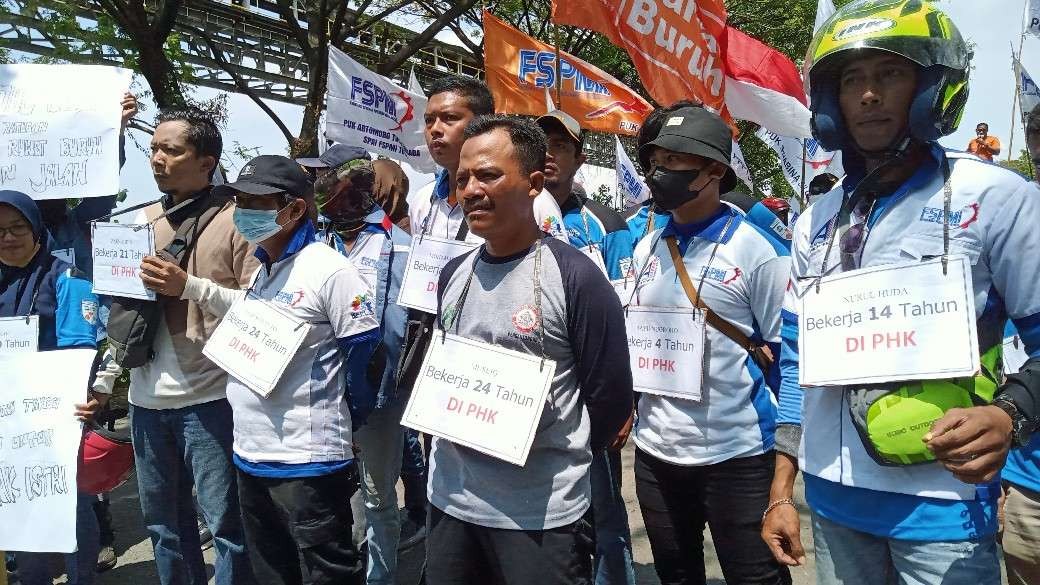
[798, 139, 808, 209]
[1008, 1, 1028, 162]
[553, 23, 563, 106]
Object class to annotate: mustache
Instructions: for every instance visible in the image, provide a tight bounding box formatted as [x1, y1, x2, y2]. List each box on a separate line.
[462, 199, 493, 214]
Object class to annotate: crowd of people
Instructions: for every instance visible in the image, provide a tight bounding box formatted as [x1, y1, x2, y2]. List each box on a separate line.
[4, 2, 1040, 585]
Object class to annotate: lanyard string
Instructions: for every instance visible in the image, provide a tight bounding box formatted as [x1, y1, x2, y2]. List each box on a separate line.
[445, 239, 548, 370]
[813, 156, 954, 292]
[624, 213, 735, 310]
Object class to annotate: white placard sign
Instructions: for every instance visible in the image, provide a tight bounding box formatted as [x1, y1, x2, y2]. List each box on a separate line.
[397, 236, 479, 314]
[0, 348, 97, 553]
[0, 64, 131, 199]
[203, 296, 310, 398]
[401, 333, 556, 466]
[1004, 336, 1030, 377]
[625, 307, 707, 400]
[798, 256, 979, 387]
[91, 222, 156, 301]
[0, 315, 39, 353]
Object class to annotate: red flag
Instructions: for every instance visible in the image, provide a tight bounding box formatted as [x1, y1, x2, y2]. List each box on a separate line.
[723, 27, 812, 137]
[551, 0, 730, 116]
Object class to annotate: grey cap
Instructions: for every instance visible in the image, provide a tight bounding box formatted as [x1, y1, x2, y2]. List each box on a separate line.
[536, 110, 583, 144]
[296, 144, 371, 169]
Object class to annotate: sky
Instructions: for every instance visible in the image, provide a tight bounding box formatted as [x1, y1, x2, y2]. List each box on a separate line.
[113, 0, 1040, 209]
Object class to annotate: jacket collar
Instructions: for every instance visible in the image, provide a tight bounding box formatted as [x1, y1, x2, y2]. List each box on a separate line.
[662, 204, 738, 245]
[254, 220, 317, 265]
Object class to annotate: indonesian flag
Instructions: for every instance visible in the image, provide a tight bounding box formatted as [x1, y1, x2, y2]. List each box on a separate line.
[724, 27, 812, 138]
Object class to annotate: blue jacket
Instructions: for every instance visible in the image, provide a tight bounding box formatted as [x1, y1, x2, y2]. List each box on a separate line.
[560, 190, 635, 280]
[324, 207, 411, 408]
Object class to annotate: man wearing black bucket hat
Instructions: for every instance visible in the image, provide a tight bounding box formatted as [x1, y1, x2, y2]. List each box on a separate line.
[622, 104, 792, 585]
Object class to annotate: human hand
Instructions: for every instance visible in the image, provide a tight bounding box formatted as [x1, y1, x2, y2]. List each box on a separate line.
[925, 405, 1013, 484]
[75, 391, 109, 423]
[140, 255, 189, 297]
[121, 92, 139, 131]
[609, 411, 635, 451]
[761, 500, 805, 566]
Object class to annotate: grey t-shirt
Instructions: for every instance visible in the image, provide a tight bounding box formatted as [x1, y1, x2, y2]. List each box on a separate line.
[429, 236, 633, 530]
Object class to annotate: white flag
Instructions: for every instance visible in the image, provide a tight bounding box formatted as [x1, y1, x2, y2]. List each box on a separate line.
[730, 140, 754, 190]
[814, 0, 836, 34]
[408, 66, 426, 96]
[1017, 57, 1040, 115]
[326, 47, 435, 172]
[544, 87, 557, 113]
[1029, 0, 1040, 37]
[615, 136, 650, 208]
[755, 128, 837, 197]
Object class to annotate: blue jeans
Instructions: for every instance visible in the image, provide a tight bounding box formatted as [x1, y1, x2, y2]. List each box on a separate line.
[17, 492, 100, 585]
[811, 511, 1001, 585]
[130, 400, 254, 585]
[401, 428, 424, 476]
[591, 450, 635, 585]
[353, 398, 407, 585]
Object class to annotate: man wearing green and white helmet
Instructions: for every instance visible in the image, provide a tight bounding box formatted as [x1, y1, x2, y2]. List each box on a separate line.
[761, 1, 1040, 583]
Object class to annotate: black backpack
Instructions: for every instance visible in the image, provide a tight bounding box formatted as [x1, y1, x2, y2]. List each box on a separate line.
[105, 193, 229, 368]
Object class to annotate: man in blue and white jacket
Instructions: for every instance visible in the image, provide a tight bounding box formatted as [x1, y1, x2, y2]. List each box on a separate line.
[141, 155, 380, 585]
[299, 145, 412, 585]
[762, 4, 1040, 584]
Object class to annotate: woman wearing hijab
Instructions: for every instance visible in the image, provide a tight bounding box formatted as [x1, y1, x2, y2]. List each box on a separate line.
[0, 190, 105, 585]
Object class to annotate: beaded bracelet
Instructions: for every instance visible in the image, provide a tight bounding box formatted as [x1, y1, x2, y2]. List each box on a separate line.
[761, 498, 796, 523]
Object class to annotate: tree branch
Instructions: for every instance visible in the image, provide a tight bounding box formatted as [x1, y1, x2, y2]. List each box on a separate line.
[349, 0, 417, 39]
[413, 0, 480, 57]
[274, 0, 313, 59]
[188, 25, 295, 145]
[376, 0, 479, 75]
[153, 0, 182, 40]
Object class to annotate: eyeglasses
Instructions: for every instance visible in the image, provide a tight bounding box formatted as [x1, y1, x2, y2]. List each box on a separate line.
[0, 223, 32, 239]
[840, 197, 876, 270]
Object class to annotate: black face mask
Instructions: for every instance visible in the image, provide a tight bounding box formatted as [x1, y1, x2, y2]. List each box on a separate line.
[647, 167, 704, 211]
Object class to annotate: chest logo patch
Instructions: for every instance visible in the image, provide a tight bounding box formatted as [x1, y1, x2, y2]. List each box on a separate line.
[274, 289, 306, 307]
[511, 304, 541, 335]
[699, 265, 742, 285]
[918, 202, 980, 229]
[81, 299, 97, 324]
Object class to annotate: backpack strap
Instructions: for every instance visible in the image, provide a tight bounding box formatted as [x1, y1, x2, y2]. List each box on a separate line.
[158, 195, 229, 267]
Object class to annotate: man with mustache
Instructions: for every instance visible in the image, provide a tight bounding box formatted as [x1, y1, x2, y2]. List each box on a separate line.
[424, 115, 633, 584]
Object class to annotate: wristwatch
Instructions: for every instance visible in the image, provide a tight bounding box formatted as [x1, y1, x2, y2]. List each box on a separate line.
[992, 398, 1035, 448]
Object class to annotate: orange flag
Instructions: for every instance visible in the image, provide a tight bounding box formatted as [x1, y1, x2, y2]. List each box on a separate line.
[551, 0, 729, 115]
[482, 11, 651, 136]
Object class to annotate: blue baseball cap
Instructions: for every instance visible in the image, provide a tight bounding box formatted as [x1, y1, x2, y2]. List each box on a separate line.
[296, 144, 371, 169]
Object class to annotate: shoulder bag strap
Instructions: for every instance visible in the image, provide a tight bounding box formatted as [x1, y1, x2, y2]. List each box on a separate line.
[665, 236, 758, 354]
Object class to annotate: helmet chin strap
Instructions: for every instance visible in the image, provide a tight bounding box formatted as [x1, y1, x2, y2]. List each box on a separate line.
[854, 131, 914, 168]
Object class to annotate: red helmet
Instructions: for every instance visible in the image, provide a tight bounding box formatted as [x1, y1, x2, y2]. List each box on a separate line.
[78, 423, 134, 495]
[761, 197, 791, 214]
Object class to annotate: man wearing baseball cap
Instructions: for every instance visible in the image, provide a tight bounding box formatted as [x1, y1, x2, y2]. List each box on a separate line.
[623, 105, 791, 585]
[536, 109, 637, 585]
[140, 154, 381, 585]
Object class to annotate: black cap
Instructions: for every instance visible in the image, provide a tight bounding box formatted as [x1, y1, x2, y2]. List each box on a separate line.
[639, 106, 737, 193]
[214, 155, 313, 199]
[296, 144, 371, 169]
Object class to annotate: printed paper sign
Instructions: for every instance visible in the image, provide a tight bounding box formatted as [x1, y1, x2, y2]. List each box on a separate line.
[0, 64, 131, 199]
[0, 315, 38, 353]
[203, 296, 310, 398]
[0, 348, 97, 553]
[798, 256, 979, 386]
[581, 245, 609, 278]
[401, 332, 556, 466]
[1004, 335, 1030, 377]
[397, 236, 479, 314]
[51, 248, 75, 266]
[625, 307, 706, 400]
[91, 222, 156, 301]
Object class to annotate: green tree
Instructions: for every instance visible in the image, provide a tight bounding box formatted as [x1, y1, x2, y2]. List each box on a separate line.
[999, 149, 1038, 181]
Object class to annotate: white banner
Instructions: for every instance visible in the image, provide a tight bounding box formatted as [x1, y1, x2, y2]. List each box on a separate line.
[401, 333, 555, 466]
[798, 257, 979, 387]
[0, 64, 130, 200]
[730, 139, 754, 190]
[326, 48, 435, 172]
[0, 315, 39, 353]
[755, 128, 837, 197]
[1018, 57, 1040, 116]
[397, 236, 479, 314]
[91, 222, 156, 300]
[1029, 0, 1040, 37]
[616, 136, 649, 208]
[625, 307, 707, 401]
[0, 348, 97, 553]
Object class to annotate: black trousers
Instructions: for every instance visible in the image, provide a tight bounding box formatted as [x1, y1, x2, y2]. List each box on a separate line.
[237, 465, 363, 585]
[634, 448, 792, 585]
[425, 505, 593, 585]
